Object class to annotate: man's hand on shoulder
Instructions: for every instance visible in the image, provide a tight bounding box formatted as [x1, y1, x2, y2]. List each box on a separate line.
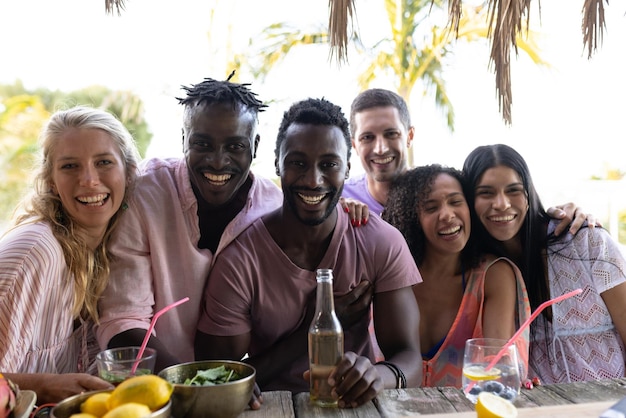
[334, 280, 373, 328]
[547, 202, 600, 236]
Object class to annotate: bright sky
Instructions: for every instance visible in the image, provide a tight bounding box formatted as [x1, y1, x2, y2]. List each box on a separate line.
[2, 0, 625, 223]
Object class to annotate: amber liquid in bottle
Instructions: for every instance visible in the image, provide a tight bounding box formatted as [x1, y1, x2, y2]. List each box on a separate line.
[308, 269, 344, 407]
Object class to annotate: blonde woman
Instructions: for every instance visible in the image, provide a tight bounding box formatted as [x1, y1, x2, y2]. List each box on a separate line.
[0, 106, 140, 403]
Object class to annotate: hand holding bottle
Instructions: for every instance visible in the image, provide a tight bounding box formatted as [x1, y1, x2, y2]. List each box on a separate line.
[327, 351, 384, 408]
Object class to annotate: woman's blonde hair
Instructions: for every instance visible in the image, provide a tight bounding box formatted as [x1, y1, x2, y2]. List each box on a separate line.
[14, 106, 141, 322]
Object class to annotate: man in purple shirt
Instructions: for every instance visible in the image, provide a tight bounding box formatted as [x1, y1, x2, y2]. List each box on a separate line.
[342, 89, 413, 217]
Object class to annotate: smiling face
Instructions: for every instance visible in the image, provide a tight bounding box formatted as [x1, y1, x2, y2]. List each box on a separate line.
[418, 173, 471, 256]
[351, 106, 413, 183]
[277, 123, 349, 226]
[50, 127, 127, 239]
[183, 101, 258, 208]
[473, 165, 529, 243]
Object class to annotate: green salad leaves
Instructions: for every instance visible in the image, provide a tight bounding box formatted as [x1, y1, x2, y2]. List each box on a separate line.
[184, 365, 242, 386]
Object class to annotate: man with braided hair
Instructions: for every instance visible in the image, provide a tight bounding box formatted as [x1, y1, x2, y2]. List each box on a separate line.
[95, 74, 283, 370]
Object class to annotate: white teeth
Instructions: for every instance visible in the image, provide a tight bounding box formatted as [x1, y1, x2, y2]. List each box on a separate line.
[298, 193, 324, 205]
[77, 194, 107, 205]
[373, 156, 393, 164]
[490, 215, 515, 222]
[204, 173, 231, 184]
[440, 226, 461, 235]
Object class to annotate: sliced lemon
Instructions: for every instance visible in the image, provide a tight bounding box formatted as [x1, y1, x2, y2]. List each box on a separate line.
[462, 365, 501, 381]
[475, 392, 518, 418]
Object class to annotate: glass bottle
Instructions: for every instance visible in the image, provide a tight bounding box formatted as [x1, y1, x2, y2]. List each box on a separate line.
[308, 268, 344, 407]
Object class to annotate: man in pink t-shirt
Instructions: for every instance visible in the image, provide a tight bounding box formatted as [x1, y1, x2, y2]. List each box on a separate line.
[196, 98, 423, 409]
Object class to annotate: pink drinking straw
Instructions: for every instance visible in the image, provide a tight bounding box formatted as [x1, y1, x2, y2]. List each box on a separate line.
[130, 296, 190, 375]
[464, 288, 582, 394]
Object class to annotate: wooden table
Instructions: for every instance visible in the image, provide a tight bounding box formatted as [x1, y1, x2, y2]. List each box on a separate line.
[240, 377, 626, 417]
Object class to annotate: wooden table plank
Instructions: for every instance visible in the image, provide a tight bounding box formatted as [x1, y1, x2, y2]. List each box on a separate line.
[240, 391, 295, 418]
[515, 385, 572, 408]
[249, 378, 626, 417]
[437, 387, 476, 413]
[541, 379, 626, 404]
[293, 392, 381, 417]
[424, 401, 615, 417]
[376, 387, 476, 416]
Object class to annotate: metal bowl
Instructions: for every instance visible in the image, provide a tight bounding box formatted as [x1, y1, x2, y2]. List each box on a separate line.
[158, 360, 256, 418]
[50, 389, 171, 418]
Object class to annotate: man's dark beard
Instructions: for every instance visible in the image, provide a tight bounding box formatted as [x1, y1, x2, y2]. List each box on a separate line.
[284, 184, 344, 226]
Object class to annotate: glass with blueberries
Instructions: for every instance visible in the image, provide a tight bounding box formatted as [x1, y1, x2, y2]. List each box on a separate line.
[462, 338, 521, 404]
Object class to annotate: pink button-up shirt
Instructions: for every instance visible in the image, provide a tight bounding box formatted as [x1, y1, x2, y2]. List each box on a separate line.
[96, 157, 282, 362]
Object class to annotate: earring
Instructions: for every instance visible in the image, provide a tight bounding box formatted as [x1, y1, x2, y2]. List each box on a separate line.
[121, 202, 129, 211]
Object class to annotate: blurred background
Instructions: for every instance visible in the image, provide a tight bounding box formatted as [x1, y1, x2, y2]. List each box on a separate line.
[1, 0, 624, 246]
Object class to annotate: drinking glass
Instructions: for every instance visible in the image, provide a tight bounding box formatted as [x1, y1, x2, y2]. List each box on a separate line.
[462, 338, 521, 404]
[95, 346, 157, 385]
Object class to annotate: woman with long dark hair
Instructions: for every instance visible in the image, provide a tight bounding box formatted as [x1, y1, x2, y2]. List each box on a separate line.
[463, 144, 626, 383]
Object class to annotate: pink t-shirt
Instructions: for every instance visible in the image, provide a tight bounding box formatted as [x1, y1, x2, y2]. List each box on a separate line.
[198, 208, 422, 392]
[95, 157, 282, 362]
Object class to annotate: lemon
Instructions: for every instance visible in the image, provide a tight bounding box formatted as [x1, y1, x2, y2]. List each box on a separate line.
[80, 392, 111, 417]
[462, 365, 501, 381]
[475, 392, 518, 418]
[107, 375, 173, 411]
[102, 402, 152, 418]
[70, 414, 98, 418]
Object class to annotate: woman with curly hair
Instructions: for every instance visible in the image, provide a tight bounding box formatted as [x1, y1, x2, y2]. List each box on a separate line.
[0, 106, 141, 403]
[383, 164, 530, 387]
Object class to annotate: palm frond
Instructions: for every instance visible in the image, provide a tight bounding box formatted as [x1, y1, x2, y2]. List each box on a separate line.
[105, 0, 125, 15]
[427, 72, 456, 131]
[246, 24, 329, 80]
[447, 0, 463, 34]
[484, 0, 532, 124]
[328, 0, 356, 63]
[582, 0, 607, 59]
